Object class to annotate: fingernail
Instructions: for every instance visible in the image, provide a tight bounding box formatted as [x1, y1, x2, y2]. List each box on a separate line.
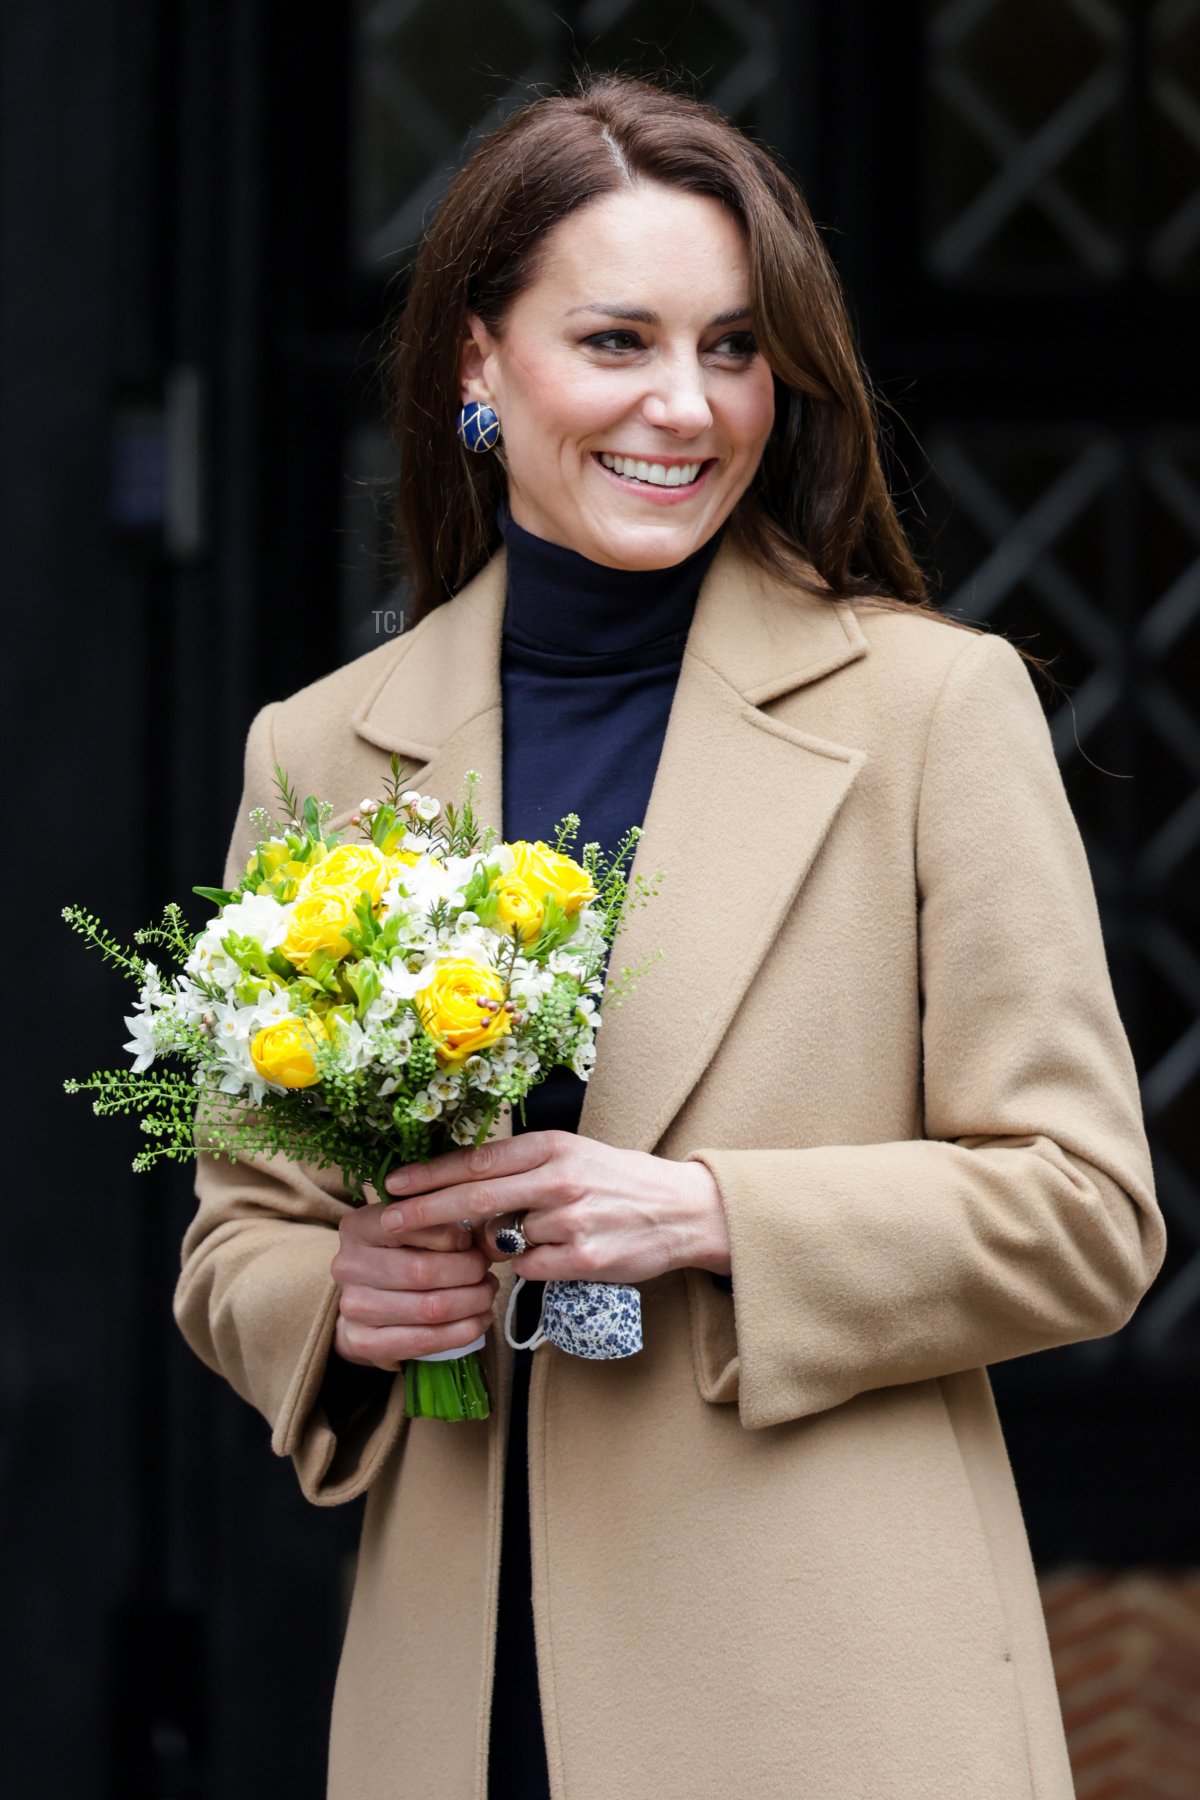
[385, 1169, 409, 1193]
[384, 1206, 405, 1231]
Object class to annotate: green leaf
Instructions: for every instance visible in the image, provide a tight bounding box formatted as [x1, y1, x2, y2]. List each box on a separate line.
[305, 947, 340, 984]
[193, 884, 234, 907]
[344, 960, 382, 1019]
[462, 861, 498, 912]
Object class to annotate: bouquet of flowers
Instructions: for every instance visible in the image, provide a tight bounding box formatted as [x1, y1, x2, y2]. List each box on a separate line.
[64, 760, 656, 1421]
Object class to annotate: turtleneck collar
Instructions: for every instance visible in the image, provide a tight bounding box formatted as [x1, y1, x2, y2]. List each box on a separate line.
[497, 497, 725, 657]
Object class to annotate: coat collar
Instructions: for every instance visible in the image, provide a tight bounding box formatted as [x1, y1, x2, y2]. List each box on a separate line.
[351, 534, 868, 755]
[350, 534, 870, 1152]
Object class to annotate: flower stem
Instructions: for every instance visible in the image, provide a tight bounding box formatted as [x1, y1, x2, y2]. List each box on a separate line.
[404, 1350, 490, 1420]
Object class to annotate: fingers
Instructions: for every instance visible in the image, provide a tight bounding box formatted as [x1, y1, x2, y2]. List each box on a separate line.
[403, 1222, 475, 1252]
[382, 1133, 567, 1206]
[338, 1204, 472, 1254]
[333, 1299, 498, 1370]
[337, 1269, 498, 1333]
[381, 1176, 538, 1237]
[331, 1236, 491, 1292]
[505, 1242, 605, 1283]
[331, 1204, 498, 1371]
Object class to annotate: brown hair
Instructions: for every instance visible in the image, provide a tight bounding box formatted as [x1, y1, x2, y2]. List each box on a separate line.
[384, 72, 974, 642]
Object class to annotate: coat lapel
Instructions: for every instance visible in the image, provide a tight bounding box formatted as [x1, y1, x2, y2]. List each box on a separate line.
[346, 535, 870, 1156]
[577, 539, 869, 1153]
[345, 550, 509, 830]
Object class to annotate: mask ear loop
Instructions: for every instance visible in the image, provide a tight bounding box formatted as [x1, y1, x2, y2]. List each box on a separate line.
[504, 1275, 549, 1352]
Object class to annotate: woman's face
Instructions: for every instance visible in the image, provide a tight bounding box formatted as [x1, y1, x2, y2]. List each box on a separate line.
[460, 183, 776, 569]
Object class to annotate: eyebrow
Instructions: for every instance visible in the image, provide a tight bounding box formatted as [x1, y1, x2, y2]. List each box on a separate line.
[566, 303, 753, 327]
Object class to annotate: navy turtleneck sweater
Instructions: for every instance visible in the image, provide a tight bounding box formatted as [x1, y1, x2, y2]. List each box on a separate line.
[488, 499, 724, 1800]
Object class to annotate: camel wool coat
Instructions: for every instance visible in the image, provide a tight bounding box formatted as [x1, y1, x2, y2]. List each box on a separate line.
[176, 534, 1165, 1800]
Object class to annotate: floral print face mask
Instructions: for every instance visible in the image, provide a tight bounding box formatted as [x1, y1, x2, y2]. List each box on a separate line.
[504, 1277, 643, 1360]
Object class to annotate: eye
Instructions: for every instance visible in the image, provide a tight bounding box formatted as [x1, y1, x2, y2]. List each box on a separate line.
[712, 331, 758, 359]
[582, 330, 644, 353]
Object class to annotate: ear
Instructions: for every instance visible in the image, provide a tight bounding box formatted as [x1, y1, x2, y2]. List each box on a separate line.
[460, 313, 497, 405]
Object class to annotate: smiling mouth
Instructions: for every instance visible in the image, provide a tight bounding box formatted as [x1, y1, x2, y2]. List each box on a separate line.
[595, 451, 714, 490]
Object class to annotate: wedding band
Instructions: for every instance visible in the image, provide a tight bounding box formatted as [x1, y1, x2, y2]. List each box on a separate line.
[494, 1216, 528, 1256]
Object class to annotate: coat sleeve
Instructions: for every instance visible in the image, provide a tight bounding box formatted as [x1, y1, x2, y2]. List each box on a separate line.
[173, 702, 405, 1504]
[684, 629, 1166, 1431]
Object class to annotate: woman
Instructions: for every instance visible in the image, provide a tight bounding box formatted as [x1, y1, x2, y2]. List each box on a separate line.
[176, 74, 1165, 1800]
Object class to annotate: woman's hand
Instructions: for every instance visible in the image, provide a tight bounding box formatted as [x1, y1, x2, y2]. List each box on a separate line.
[330, 1206, 499, 1371]
[381, 1132, 731, 1284]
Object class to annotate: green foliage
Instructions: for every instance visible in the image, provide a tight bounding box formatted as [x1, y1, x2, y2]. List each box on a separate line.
[272, 764, 301, 824]
[62, 905, 146, 981]
[380, 753, 412, 811]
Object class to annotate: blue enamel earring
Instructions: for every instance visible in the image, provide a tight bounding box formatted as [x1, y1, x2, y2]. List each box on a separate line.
[456, 401, 501, 453]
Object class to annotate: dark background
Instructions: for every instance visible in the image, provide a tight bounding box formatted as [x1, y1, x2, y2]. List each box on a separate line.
[4, 2, 1198, 1794]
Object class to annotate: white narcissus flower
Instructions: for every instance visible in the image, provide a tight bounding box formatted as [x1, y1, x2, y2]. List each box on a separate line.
[444, 853, 483, 888]
[186, 933, 241, 991]
[379, 957, 437, 1003]
[209, 1000, 255, 1047]
[389, 858, 467, 914]
[213, 891, 291, 953]
[215, 1050, 279, 1105]
[251, 987, 293, 1027]
[123, 1011, 158, 1072]
[139, 961, 164, 1004]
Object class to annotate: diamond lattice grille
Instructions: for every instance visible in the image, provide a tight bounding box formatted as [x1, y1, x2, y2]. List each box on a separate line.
[352, 0, 779, 269]
[924, 0, 1200, 284]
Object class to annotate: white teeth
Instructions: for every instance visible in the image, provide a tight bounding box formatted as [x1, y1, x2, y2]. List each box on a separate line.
[598, 453, 703, 488]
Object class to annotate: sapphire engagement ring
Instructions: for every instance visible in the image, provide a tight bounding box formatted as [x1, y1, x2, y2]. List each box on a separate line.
[494, 1216, 528, 1256]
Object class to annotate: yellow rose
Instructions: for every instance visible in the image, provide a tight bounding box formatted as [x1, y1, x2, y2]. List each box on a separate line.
[492, 874, 545, 943]
[280, 889, 358, 966]
[250, 1012, 328, 1088]
[415, 959, 512, 1069]
[296, 843, 390, 906]
[508, 841, 596, 916]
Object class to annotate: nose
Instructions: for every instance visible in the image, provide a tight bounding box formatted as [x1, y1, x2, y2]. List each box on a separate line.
[641, 351, 714, 438]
